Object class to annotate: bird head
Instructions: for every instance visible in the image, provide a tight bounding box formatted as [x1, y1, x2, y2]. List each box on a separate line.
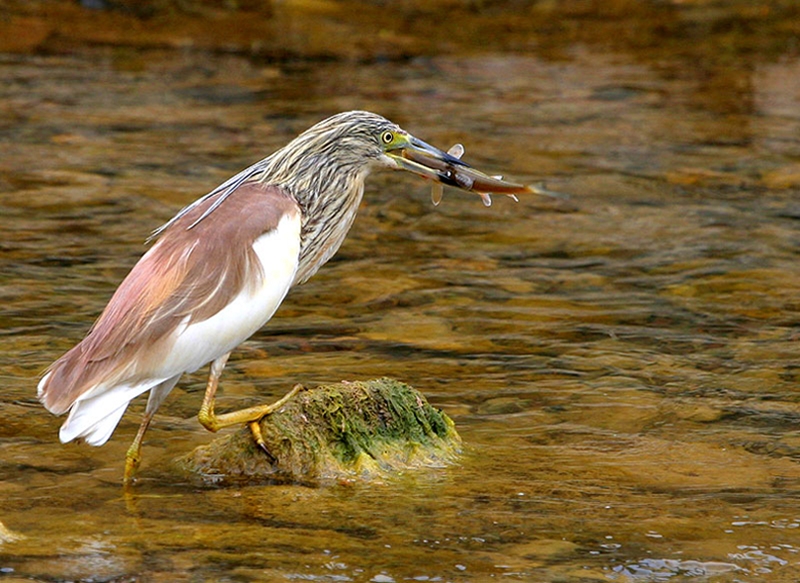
[296, 111, 532, 204]
[333, 112, 470, 177]
[268, 111, 470, 193]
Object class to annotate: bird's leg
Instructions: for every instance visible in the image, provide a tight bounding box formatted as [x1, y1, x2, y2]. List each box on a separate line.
[197, 353, 304, 455]
[123, 410, 156, 485]
[197, 352, 231, 432]
[244, 383, 305, 456]
[122, 375, 181, 485]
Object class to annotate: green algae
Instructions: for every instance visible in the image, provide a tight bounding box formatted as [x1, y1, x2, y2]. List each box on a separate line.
[177, 378, 461, 484]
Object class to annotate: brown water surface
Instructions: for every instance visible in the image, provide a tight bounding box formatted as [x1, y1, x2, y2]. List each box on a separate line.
[1, 2, 799, 582]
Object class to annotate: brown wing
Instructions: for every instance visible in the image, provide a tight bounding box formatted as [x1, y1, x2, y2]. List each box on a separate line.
[39, 182, 300, 414]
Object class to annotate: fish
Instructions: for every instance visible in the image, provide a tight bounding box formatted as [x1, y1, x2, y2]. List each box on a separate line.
[402, 143, 567, 207]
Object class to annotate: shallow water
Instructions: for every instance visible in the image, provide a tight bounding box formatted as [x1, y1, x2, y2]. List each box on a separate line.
[1, 2, 800, 582]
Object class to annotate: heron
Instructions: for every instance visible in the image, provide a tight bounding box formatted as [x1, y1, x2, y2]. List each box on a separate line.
[38, 110, 532, 484]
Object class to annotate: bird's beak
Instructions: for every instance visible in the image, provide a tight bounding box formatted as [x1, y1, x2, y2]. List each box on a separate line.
[385, 134, 536, 206]
[384, 135, 468, 181]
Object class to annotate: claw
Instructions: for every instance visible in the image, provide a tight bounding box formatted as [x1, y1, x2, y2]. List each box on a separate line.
[248, 420, 276, 463]
[243, 383, 305, 464]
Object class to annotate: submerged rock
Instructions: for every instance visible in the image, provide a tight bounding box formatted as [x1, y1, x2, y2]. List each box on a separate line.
[177, 378, 460, 484]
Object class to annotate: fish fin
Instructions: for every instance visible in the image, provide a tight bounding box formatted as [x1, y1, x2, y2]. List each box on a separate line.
[431, 184, 443, 206]
[447, 144, 465, 159]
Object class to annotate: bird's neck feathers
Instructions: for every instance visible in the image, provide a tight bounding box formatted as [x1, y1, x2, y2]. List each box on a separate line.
[250, 130, 378, 285]
[262, 129, 370, 199]
[157, 119, 379, 285]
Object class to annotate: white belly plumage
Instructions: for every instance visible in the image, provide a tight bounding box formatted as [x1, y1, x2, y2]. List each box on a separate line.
[55, 213, 302, 445]
[160, 216, 301, 377]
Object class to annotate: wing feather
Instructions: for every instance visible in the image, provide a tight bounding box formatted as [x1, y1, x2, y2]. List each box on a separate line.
[39, 182, 300, 414]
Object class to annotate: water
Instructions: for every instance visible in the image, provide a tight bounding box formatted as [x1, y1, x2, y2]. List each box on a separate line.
[1, 2, 799, 581]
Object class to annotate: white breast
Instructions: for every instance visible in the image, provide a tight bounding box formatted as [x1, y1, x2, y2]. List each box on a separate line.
[159, 211, 302, 376]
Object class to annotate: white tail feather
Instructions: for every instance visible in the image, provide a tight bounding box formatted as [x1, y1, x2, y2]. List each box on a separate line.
[36, 371, 51, 399]
[61, 401, 129, 446]
[58, 378, 170, 446]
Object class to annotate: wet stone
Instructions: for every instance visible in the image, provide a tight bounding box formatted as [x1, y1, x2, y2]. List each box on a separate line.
[177, 378, 461, 484]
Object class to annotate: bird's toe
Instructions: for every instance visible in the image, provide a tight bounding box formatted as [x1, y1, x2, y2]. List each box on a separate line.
[248, 420, 277, 463]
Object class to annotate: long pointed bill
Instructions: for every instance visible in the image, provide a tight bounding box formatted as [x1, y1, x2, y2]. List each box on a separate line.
[385, 136, 468, 181]
[386, 134, 538, 207]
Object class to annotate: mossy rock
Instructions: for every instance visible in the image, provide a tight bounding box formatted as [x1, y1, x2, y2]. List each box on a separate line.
[177, 378, 461, 484]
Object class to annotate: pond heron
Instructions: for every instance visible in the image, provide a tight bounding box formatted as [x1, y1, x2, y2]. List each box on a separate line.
[38, 110, 532, 483]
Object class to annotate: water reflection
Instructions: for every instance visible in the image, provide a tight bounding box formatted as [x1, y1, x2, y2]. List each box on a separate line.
[1, 2, 800, 581]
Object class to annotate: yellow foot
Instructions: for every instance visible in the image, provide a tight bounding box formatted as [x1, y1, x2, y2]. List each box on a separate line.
[275, 383, 305, 410]
[248, 420, 276, 463]
[123, 453, 140, 486]
[246, 383, 306, 463]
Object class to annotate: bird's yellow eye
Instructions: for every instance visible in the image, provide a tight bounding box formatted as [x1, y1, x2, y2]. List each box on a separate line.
[381, 131, 394, 145]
